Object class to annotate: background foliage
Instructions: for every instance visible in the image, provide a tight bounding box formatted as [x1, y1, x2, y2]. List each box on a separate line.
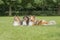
[0, 0, 60, 16]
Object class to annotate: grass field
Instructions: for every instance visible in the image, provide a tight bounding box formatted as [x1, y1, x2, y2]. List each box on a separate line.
[0, 16, 60, 40]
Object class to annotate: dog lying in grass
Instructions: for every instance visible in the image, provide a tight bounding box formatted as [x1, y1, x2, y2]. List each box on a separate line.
[28, 16, 56, 25]
[22, 16, 29, 25]
[29, 15, 37, 26]
[13, 16, 56, 26]
[37, 20, 56, 25]
[13, 16, 21, 26]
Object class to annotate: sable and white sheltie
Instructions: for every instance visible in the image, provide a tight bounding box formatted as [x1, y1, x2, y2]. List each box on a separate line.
[13, 16, 21, 26]
[29, 15, 37, 26]
[37, 20, 56, 25]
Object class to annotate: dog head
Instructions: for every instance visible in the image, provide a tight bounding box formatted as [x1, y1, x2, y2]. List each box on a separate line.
[14, 16, 20, 22]
[23, 16, 29, 21]
[29, 15, 35, 22]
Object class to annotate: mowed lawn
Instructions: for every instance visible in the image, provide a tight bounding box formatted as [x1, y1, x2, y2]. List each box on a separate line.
[0, 16, 60, 40]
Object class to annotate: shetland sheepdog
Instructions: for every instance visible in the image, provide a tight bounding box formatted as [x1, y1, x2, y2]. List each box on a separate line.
[13, 15, 56, 26]
[22, 16, 29, 25]
[13, 16, 21, 26]
[37, 20, 48, 25]
[37, 20, 56, 25]
[29, 16, 37, 26]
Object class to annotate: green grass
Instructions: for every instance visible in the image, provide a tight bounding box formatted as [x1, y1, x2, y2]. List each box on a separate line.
[0, 16, 60, 40]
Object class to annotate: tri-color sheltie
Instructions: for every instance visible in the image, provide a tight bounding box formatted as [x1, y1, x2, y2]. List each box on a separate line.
[22, 16, 29, 26]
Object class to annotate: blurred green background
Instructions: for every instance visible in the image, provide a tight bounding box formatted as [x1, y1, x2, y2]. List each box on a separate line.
[0, 0, 60, 16]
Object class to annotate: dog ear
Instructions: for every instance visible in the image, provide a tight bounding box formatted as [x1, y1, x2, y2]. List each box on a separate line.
[17, 16, 20, 20]
[14, 16, 17, 20]
[32, 15, 35, 19]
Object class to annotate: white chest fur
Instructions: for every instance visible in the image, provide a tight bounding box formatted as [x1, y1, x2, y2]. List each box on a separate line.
[22, 21, 27, 25]
[13, 21, 20, 26]
[29, 21, 34, 26]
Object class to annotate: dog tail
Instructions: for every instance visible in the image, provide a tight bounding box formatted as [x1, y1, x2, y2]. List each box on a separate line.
[48, 20, 56, 25]
[43, 20, 56, 25]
